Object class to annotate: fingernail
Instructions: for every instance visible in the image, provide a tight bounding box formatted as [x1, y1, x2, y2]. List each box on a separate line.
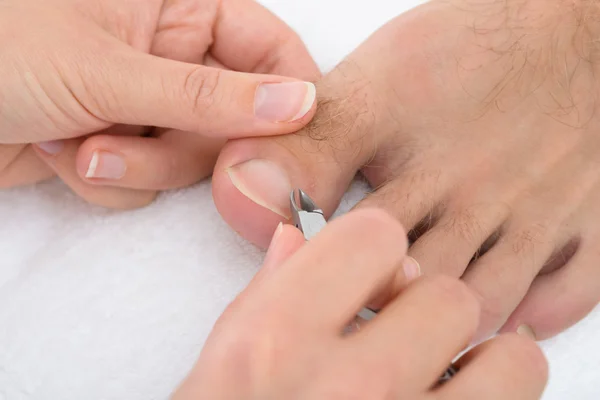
[254, 82, 316, 122]
[272, 222, 284, 244]
[226, 159, 292, 218]
[403, 256, 421, 281]
[517, 324, 537, 340]
[36, 140, 64, 155]
[264, 222, 284, 264]
[85, 150, 127, 180]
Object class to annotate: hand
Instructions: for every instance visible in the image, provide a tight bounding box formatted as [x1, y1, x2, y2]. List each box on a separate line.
[212, 0, 600, 341]
[0, 0, 319, 208]
[172, 210, 547, 400]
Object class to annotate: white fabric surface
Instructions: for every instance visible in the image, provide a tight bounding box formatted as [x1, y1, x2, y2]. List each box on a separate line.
[0, 0, 598, 399]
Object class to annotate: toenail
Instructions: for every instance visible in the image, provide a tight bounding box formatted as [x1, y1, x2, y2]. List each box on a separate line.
[254, 82, 316, 122]
[517, 324, 537, 341]
[226, 159, 292, 218]
[403, 256, 421, 281]
[85, 150, 127, 180]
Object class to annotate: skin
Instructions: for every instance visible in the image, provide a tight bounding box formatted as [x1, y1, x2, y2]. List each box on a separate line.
[212, 0, 600, 342]
[0, 3, 553, 394]
[2, 0, 596, 350]
[0, 0, 319, 208]
[173, 210, 548, 399]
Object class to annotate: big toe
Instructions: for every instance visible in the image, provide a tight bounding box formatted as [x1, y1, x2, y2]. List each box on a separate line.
[212, 133, 360, 248]
[213, 64, 390, 248]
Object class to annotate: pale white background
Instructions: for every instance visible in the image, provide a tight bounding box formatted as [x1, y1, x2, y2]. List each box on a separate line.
[0, 1, 598, 399]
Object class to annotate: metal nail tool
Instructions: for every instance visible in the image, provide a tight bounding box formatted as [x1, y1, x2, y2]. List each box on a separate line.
[289, 189, 458, 385]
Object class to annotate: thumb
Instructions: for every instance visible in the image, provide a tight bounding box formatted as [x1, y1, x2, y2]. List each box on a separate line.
[85, 51, 317, 138]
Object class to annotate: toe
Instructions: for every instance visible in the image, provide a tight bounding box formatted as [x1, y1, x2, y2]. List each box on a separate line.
[406, 201, 508, 277]
[464, 151, 600, 341]
[213, 134, 359, 248]
[212, 71, 384, 248]
[357, 171, 447, 232]
[501, 241, 600, 340]
[462, 220, 562, 342]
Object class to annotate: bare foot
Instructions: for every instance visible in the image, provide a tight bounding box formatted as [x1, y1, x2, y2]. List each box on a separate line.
[213, 0, 600, 342]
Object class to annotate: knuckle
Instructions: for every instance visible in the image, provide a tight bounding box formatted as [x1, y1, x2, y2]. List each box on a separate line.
[213, 306, 293, 383]
[63, 53, 114, 123]
[211, 328, 266, 378]
[252, 37, 287, 75]
[509, 222, 551, 256]
[441, 207, 485, 245]
[361, 170, 442, 229]
[253, 31, 306, 75]
[182, 67, 222, 116]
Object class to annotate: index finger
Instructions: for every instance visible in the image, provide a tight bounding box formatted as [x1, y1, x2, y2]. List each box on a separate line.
[212, 0, 321, 79]
[247, 209, 409, 335]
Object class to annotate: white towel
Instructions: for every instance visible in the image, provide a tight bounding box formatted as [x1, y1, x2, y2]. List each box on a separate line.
[0, 1, 597, 399]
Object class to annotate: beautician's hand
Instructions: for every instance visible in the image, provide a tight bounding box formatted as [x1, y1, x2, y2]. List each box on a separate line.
[172, 210, 547, 399]
[0, 0, 318, 208]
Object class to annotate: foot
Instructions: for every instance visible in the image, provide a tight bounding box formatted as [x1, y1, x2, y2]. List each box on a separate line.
[213, 0, 600, 341]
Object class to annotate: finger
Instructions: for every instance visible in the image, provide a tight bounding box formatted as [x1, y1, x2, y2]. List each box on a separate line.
[438, 334, 548, 400]
[0, 145, 55, 188]
[76, 131, 224, 190]
[0, 145, 26, 172]
[500, 241, 600, 340]
[212, 0, 320, 79]
[235, 223, 306, 308]
[78, 45, 316, 137]
[247, 209, 408, 335]
[261, 223, 306, 273]
[212, 64, 382, 248]
[367, 255, 422, 309]
[252, 223, 306, 286]
[33, 139, 157, 209]
[5, 123, 144, 188]
[354, 276, 479, 391]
